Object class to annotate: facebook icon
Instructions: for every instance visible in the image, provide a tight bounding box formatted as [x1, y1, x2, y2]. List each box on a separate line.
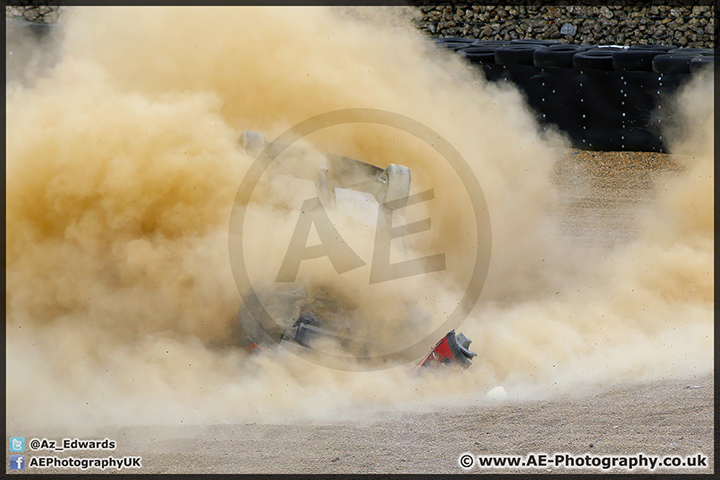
[9, 455, 25, 470]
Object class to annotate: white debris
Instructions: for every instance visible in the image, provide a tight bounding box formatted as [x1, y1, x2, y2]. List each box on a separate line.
[486, 386, 508, 400]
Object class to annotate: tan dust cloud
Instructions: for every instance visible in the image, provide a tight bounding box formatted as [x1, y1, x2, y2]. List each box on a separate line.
[459, 69, 714, 400]
[6, 7, 712, 432]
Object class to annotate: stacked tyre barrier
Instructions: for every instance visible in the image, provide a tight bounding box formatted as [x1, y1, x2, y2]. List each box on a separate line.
[437, 37, 715, 152]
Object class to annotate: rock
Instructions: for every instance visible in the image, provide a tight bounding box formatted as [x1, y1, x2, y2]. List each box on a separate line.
[600, 6, 613, 19]
[560, 23, 577, 36]
[24, 9, 39, 21]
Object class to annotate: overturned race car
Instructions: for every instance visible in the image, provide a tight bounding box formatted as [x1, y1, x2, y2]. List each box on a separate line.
[234, 131, 477, 371]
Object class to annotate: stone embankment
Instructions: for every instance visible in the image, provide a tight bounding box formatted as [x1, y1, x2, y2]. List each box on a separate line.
[6, 3, 716, 49]
[414, 4, 715, 48]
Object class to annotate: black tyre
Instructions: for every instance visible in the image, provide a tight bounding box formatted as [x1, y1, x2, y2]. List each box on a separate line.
[689, 55, 715, 74]
[534, 44, 592, 68]
[612, 48, 666, 71]
[668, 47, 715, 56]
[572, 48, 623, 70]
[495, 44, 547, 66]
[589, 46, 626, 51]
[437, 42, 477, 52]
[434, 37, 476, 45]
[652, 53, 699, 74]
[511, 39, 561, 46]
[458, 46, 503, 64]
[629, 44, 677, 51]
[470, 40, 511, 47]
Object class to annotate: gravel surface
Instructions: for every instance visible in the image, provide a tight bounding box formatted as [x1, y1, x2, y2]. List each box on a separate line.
[550, 149, 682, 250]
[6, 374, 713, 474]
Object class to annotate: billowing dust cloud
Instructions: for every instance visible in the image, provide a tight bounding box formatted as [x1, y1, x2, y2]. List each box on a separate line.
[6, 7, 713, 431]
